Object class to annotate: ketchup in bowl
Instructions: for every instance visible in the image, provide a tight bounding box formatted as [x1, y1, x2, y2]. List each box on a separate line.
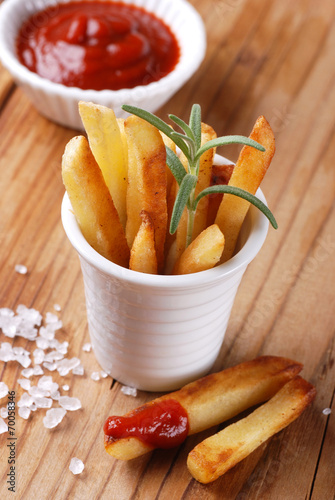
[16, 1, 180, 91]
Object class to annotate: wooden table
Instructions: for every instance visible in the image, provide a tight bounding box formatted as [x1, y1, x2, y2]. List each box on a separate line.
[0, 0, 334, 498]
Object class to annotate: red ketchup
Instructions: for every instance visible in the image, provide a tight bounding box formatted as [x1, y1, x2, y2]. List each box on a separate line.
[103, 399, 189, 449]
[16, 1, 180, 91]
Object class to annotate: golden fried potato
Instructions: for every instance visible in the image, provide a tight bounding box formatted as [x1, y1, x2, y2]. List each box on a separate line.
[172, 224, 225, 275]
[192, 123, 217, 239]
[104, 356, 303, 460]
[78, 101, 128, 228]
[124, 115, 167, 272]
[174, 123, 217, 261]
[129, 211, 158, 274]
[215, 116, 275, 262]
[62, 135, 129, 268]
[207, 162, 234, 226]
[187, 376, 316, 483]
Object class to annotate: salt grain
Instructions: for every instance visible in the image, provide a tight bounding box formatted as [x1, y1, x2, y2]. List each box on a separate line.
[18, 406, 31, 419]
[0, 417, 8, 434]
[0, 381, 9, 399]
[21, 368, 34, 378]
[0, 342, 15, 362]
[43, 408, 67, 429]
[59, 396, 82, 411]
[69, 457, 85, 475]
[50, 390, 61, 401]
[121, 386, 137, 397]
[82, 343, 92, 352]
[0, 406, 8, 418]
[38, 376, 59, 393]
[72, 364, 84, 376]
[91, 372, 100, 381]
[33, 365, 44, 376]
[100, 371, 108, 379]
[15, 264, 28, 275]
[322, 407, 331, 415]
[53, 304, 61, 312]
[43, 362, 58, 372]
[33, 397, 53, 409]
[33, 348, 45, 365]
[18, 378, 31, 391]
[62, 385, 70, 391]
[17, 393, 34, 408]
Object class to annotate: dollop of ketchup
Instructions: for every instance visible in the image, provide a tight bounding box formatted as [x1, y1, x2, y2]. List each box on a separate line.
[16, 1, 180, 91]
[103, 399, 189, 449]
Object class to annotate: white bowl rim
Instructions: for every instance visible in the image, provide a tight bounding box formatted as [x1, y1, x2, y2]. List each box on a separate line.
[0, 0, 206, 99]
[61, 154, 270, 288]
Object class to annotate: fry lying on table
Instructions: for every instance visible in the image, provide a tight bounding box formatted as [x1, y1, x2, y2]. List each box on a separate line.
[103, 355, 315, 483]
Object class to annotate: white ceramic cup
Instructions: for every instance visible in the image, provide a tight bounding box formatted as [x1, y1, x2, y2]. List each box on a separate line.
[61, 156, 269, 391]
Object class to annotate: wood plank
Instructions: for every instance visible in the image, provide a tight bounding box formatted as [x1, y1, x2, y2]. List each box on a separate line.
[0, 0, 334, 497]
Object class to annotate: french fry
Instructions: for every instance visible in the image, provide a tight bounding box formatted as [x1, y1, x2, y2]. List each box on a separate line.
[174, 123, 217, 260]
[78, 101, 128, 228]
[104, 356, 303, 460]
[187, 376, 316, 484]
[207, 162, 234, 226]
[172, 224, 225, 275]
[129, 211, 158, 274]
[192, 123, 217, 239]
[215, 116, 275, 262]
[124, 115, 167, 272]
[62, 136, 130, 268]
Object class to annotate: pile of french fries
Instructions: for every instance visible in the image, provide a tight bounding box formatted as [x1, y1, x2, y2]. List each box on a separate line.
[103, 356, 316, 484]
[61, 101, 275, 275]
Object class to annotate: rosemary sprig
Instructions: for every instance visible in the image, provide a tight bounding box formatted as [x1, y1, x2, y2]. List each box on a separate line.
[122, 104, 278, 248]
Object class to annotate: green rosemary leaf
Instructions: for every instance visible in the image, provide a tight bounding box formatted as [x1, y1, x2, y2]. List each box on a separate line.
[168, 114, 195, 142]
[194, 135, 265, 161]
[194, 185, 278, 229]
[122, 104, 189, 158]
[165, 146, 187, 185]
[170, 174, 198, 234]
[189, 104, 202, 149]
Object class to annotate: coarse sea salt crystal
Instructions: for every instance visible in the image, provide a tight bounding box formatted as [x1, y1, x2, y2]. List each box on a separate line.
[57, 357, 80, 376]
[0, 342, 15, 362]
[33, 397, 53, 409]
[16, 305, 42, 326]
[53, 304, 61, 312]
[121, 386, 137, 397]
[69, 457, 85, 475]
[91, 372, 100, 381]
[15, 264, 28, 275]
[82, 343, 92, 352]
[62, 385, 70, 391]
[18, 406, 31, 419]
[50, 390, 61, 400]
[322, 408, 331, 415]
[17, 393, 34, 408]
[33, 365, 44, 376]
[29, 386, 50, 398]
[100, 371, 108, 379]
[0, 406, 8, 418]
[18, 378, 31, 391]
[38, 376, 58, 393]
[36, 336, 50, 350]
[59, 396, 81, 411]
[43, 362, 58, 372]
[72, 364, 84, 376]
[45, 312, 59, 324]
[21, 367, 34, 378]
[33, 348, 45, 365]
[0, 417, 8, 434]
[43, 408, 67, 429]
[0, 381, 9, 399]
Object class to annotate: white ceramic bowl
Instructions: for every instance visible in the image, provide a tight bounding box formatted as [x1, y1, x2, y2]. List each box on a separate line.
[0, 0, 206, 130]
[61, 155, 269, 392]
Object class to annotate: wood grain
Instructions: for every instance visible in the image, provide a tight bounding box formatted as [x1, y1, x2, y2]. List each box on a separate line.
[0, 0, 334, 498]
